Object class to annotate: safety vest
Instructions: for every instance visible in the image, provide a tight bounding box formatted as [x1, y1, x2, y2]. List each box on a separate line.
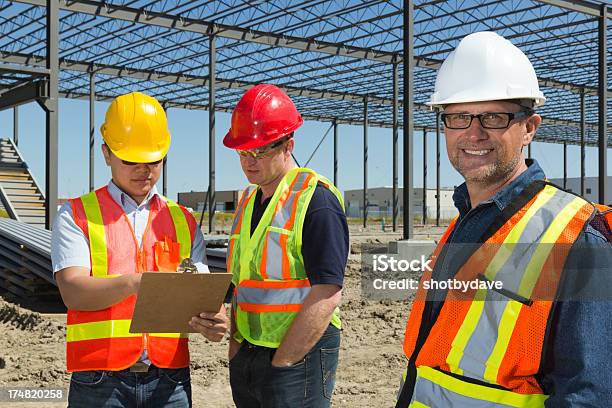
[66, 186, 196, 372]
[228, 167, 343, 348]
[399, 181, 601, 407]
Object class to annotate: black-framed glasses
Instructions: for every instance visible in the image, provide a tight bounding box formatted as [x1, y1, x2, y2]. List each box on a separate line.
[441, 111, 533, 130]
[237, 138, 287, 160]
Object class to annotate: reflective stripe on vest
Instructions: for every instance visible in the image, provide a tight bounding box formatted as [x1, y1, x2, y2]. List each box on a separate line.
[409, 367, 547, 408]
[261, 172, 313, 280]
[446, 185, 586, 383]
[66, 320, 188, 342]
[229, 168, 344, 348]
[66, 187, 195, 371]
[80, 191, 108, 278]
[400, 182, 595, 405]
[236, 279, 311, 313]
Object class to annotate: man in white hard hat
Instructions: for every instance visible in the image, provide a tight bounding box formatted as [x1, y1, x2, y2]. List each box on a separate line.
[396, 32, 612, 407]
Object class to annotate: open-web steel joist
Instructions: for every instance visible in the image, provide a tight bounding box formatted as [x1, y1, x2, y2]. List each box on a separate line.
[0, 0, 610, 238]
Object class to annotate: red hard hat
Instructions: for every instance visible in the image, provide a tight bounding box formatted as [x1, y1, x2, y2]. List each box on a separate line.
[223, 84, 303, 150]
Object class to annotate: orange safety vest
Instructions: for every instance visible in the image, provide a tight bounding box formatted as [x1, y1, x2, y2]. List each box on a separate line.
[65, 186, 196, 372]
[399, 181, 606, 407]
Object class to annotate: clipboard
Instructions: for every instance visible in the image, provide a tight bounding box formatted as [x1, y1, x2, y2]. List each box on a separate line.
[129, 272, 233, 333]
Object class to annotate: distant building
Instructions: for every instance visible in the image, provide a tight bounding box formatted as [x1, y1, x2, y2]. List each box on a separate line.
[343, 187, 458, 220]
[177, 190, 241, 212]
[548, 176, 612, 205]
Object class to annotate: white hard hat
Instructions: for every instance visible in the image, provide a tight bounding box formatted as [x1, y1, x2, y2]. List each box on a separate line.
[427, 31, 546, 109]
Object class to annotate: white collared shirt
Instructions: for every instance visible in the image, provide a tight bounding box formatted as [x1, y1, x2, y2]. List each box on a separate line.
[51, 180, 208, 274]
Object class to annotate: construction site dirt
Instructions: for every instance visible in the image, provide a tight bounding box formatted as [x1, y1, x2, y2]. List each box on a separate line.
[0, 224, 446, 407]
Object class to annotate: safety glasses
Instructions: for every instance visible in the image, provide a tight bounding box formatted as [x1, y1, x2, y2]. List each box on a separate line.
[441, 110, 532, 130]
[237, 138, 287, 160]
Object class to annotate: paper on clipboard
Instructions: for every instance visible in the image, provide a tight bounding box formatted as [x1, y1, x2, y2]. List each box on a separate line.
[129, 272, 232, 334]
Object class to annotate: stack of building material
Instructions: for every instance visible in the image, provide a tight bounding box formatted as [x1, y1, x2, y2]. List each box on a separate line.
[0, 217, 56, 301]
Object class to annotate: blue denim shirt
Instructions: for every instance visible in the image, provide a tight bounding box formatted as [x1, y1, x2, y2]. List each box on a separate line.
[435, 159, 612, 406]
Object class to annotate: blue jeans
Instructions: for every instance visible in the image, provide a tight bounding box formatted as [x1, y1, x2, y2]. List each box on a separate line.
[68, 366, 191, 407]
[229, 324, 341, 408]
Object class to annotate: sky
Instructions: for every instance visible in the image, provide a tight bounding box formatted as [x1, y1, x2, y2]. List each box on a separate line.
[0, 97, 610, 201]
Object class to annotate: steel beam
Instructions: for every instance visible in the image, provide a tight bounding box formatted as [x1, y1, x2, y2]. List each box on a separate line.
[363, 96, 368, 228]
[422, 128, 427, 226]
[0, 79, 46, 110]
[0, 63, 49, 76]
[581, 88, 586, 196]
[44, 0, 59, 230]
[13, 107, 18, 147]
[392, 61, 399, 233]
[0, 52, 603, 130]
[333, 120, 338, 187]
[11, 0, 602, 96]
[536, 0, 612, 18]
[436, 113, 440, 227]
[403, 0, 414, 239]
[598, 4, 607, 204]
[89, 71, 95, 192]
[209, 33, 216, 233]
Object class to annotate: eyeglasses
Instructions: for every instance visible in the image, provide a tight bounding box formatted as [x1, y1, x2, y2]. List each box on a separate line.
[120, 158, 164, 166]
[441, 111, 532, 130]
[237, 139, 287, 160]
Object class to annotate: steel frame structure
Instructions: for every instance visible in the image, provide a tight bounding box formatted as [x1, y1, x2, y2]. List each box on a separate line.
[0, 0, 610, 238]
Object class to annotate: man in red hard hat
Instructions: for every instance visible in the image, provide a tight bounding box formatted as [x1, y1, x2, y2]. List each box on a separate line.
[223, 84, 349, 407]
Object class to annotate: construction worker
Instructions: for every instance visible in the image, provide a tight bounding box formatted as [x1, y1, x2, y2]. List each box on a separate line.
[396, 32, 612, 407]
[51, 92, 228, 408]
[223, 84, 349, 408]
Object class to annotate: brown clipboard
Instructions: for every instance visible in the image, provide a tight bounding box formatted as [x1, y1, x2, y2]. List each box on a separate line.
[129, 272, 232, 334]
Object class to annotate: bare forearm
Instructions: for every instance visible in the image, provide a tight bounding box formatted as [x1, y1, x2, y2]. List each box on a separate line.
[57, 271, 138, 311]
[272, 285, 341, 366]
[229, 300, 242, 359]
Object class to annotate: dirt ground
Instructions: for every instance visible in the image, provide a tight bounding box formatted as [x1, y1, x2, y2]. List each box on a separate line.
[0, 224, 445, 408]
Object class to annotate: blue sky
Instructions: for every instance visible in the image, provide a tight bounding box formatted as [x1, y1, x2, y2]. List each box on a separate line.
[0, 97, 609, 201]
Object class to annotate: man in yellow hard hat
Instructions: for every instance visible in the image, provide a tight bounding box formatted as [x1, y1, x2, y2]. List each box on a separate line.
[51, 92, 228, 407]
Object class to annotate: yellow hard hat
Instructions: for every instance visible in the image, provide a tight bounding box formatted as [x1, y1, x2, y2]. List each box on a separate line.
[101, 92, 170, 163]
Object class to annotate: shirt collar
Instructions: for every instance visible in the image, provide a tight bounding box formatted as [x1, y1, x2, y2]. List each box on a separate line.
[107, 180, 161, 209]
[452, 159, 546, 217]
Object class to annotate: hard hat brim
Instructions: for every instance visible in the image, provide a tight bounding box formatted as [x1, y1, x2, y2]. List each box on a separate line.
[109, 145, 168, 163]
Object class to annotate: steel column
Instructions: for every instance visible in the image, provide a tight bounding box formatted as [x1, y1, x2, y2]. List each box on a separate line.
[403, 0, 415, 239]
[13, 107, 18, 146]
[392, 60, 399, 232]
[363, 96, 368, 228]
[563, 142, 567, 189]
[436, 113, 440, 227]
[333, 120, 338, 187]
[580, 88, 586, 196]
[89, 71, 95, 192]
[45, 0, 59, 230]
[422, 128, 427, 225]
[208, 33, 216, 233]
[162, 157, 167, 196]
[598, 4, 608, 204]
[527, 143, 532, 159]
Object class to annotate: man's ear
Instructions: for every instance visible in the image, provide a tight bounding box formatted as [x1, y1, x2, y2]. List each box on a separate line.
[101, 144, 112, 166]
[523, 114, 542, 146]
[285, 138, 295, 156]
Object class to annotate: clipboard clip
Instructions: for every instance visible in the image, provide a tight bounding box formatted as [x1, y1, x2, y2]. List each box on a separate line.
[177, 257, 198, 274]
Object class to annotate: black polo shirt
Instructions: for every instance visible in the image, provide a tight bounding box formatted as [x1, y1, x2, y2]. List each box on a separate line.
[249, 184, 348, 287]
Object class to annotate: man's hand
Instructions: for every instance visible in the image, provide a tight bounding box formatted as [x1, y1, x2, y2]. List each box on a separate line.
[229, 338, 241, 361]
[189, 304, 229, 342]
